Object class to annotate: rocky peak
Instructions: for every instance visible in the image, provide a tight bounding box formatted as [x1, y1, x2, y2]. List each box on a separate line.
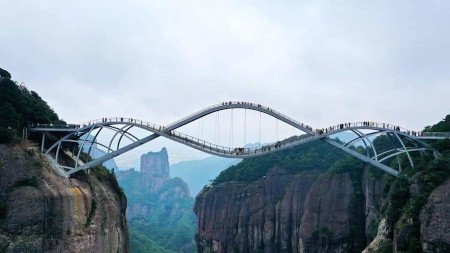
[116, 148, 196, 252]
[140, 147, 170, 192]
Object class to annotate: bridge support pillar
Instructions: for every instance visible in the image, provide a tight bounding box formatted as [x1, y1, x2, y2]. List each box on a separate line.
[23, 128, 28, 140]
[41, 133, 45, 153]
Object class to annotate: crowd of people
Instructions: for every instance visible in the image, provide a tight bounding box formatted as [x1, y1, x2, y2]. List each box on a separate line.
[232, 147, 246, 155]
[312, 121, 415, 135]
[30, 123, 81, 129]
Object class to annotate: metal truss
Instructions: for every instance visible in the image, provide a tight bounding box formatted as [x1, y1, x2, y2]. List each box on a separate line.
[29, 102, 448, 177]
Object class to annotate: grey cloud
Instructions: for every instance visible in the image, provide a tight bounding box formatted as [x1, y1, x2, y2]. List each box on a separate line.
[1, 0, 449, 166]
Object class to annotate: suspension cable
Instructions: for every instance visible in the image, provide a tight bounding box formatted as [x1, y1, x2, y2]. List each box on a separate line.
[244, 109, 247, 146]
[230, 109, 233, 147]
[259, 111, 262, 146]
[197, 120, 200, 139]
[214, 113, 217, 143]
[217, 111, 220, 146]
[276, 119, 279, 141]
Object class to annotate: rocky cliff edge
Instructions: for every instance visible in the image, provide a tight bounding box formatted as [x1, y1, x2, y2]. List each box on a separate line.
[0, 142, 129, 252]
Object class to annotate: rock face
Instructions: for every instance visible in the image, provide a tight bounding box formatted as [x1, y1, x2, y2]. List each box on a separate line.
[194, 167, 382, 253]
[115, 148, 191, 221]
[0, 143, 129, 253]
[362, 219, 391, 253]
[115, 148, 196, 253]
[419, 178, 450, 252]
[140, 147, 170, 192]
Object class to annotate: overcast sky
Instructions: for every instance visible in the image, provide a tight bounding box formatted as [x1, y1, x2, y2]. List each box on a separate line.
[1, 1, 449, 168]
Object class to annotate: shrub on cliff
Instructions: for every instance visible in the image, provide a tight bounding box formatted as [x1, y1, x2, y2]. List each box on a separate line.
[0, 200, 6, 219]
[0, 103, 20, 143]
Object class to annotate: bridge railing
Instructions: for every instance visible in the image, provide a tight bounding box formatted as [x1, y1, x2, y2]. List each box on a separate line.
[419, 132, 450, 138]
[28, 123, 80, 129]
[164, 101, 316, 133]
[169, 128, 315, 157]
[169, 130, 236, 155]
[165, 102, 225, 129]
[316, 121, 420, 136]
[76, 117, 165, 133]
[28, 117, 450, 153]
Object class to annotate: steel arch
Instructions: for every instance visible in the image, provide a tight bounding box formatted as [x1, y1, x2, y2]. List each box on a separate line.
[29, 102, 448, 177]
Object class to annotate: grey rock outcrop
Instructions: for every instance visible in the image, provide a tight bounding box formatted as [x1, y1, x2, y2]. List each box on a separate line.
[194, 167, 380, 253]
[419, 178, 450, 252]
[140, 147, 170, 192]
[0, 143, 129, 252]
[115, 148, 191, 221]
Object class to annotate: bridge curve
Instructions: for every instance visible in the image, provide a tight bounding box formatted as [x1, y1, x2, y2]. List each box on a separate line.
[164, 101, 316, 135]
[27, 101, 450, 177]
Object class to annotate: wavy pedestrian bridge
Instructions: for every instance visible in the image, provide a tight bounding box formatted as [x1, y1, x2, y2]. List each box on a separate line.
[26, 101, 450, 177]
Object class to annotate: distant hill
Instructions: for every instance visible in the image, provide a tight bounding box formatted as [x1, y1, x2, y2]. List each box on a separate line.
[170, 156, 240, 196]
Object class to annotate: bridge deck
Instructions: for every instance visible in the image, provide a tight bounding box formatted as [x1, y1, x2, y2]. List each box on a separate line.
[25, 101, 450, 176]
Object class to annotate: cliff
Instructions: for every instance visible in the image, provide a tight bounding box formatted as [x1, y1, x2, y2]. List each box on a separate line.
[419, 178, 450, 252]
[0, 142, 129, 252]
[139, 147, 171, 193]
[116, 148, 196, 253]
[194, 166, 380, 253]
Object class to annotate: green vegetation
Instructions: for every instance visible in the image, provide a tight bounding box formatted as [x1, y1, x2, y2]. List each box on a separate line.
[377, 239, 393, 253]
[33, 160, 43, 169]
[0, 200, 7, 219]
[117, 170, 196, 253]
[90, 166, 125, 201]
[129, 216, 195, 253]
[424, 115, 450, 155]
[130, 231, 175, 253]
[213, 141, 349, 184]
[424, 115, 450, 132]
[312, 227, 333, 241]
[0, 68, 63, 143]
[383, 176, 410, 224]
[381, 114, 450, 252]
[85, 199, 97, 228]
[10, 177, 39, 190]
[0, 68, 11, 78]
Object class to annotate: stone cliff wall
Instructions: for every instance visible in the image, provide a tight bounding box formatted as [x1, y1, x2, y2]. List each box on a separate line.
[140, 147, 170, 192]
[194, 167, 382, 253]
[419, 178, 450, 252]
[0, 143, 129, 253]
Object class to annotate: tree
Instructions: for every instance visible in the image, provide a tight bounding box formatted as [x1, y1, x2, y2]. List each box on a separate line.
[0, 68, 11, 78]
[0, 103, 20, 143]
[0, 103, 19, 129]
[0, 68, 63, 143]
